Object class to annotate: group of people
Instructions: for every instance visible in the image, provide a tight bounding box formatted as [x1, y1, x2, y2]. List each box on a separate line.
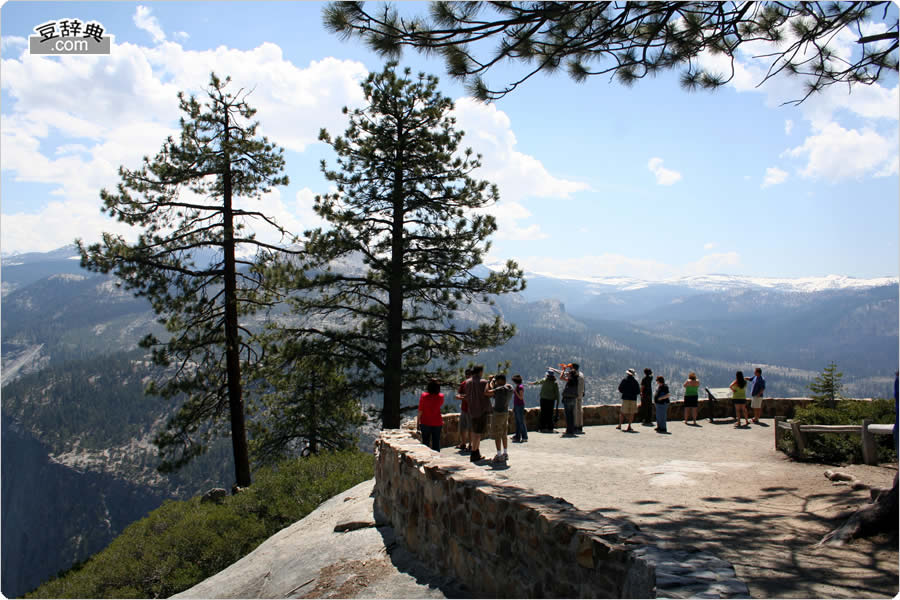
[416, 363, 768, 457]
[616, 367, 766, 433]
[416, 363, 585, 464]
[531, 363, 585, 436]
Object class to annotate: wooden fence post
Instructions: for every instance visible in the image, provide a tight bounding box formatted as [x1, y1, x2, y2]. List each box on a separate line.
[861, 419, 877, 465]
[774, 416, 784, 451]
[791, 421, 805, 457]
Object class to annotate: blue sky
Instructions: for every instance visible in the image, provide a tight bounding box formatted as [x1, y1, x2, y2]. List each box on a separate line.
[2, 1, 898, 280]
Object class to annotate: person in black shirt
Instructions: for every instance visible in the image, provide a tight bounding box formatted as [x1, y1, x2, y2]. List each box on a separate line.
[617, 369, 640, 432]
[654, 376, 671, 434]
[639, 368, 654, 425]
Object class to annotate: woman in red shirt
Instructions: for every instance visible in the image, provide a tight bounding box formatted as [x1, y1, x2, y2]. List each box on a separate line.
[417, 379, 445, 451]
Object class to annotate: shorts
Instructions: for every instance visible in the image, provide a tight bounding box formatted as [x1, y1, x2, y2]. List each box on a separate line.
[491, 411, 509, 439]
[459, 411, 472, 432]
[750, 395, 764, 409]
[732, 398, 746, 405]
[470, 413, 488, 435]
[684, 395, 698, 408]
[621, 399, 637, 416]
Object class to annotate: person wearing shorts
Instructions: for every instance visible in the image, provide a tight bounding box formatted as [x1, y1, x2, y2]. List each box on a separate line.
[489, 374, 513, 463]
[683, 372, 700, 426]
[458, 365, 493, 462]
[730, 371, 750, 427]
[617, 368, 640, 432]
[747, 368, 766, 424]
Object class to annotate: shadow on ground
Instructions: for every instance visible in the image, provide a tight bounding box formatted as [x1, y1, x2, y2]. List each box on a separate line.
[626, 486, 897, 598]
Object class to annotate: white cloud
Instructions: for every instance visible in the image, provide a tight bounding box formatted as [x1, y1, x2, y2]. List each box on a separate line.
[703, 242, 716, 250]
[451, 98, 587, 240]
[683, 252, 741, 276]
[1, 36, 27, 52]
[0, 37, 369, 254]
[134, 6, 166, 44]
[761, 167, 789, 188]
[784, 120, 793, 135]
[647, 157, 682, 186]
[784, 122, 898, 182]
[514, 250, 742, 280]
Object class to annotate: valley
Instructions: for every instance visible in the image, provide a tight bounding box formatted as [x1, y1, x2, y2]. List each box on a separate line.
[1, 246, 897, 596]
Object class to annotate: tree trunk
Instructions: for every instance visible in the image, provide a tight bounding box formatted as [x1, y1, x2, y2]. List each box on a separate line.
[222, 115, 252, 488]
[383, 130, 406, 430]
[820, 473, 898, 546]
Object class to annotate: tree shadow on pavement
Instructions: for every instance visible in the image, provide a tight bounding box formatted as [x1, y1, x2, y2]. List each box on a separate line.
[645, 485, 898, 599]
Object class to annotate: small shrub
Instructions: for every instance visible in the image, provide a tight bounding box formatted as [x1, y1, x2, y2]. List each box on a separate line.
[781, 399, 896, 464]
[28, 450, 374, 599]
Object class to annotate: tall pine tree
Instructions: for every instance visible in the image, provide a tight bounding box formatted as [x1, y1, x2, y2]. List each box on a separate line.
[77, 73, 291, 487]
[266, 63, 525, 429]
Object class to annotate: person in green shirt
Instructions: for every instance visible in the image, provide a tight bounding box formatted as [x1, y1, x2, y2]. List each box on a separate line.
[531, 371, 559, 433]
[730, 371, 750, 427]
[683, 372, 700, 426]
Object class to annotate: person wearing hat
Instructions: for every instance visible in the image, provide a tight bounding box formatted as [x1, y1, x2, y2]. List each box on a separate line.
[531, 370, 559, 433]
[617, 368, 640, 432]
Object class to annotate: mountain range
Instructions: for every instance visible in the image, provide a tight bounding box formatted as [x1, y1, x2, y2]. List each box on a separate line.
[1, 246, 897, 596]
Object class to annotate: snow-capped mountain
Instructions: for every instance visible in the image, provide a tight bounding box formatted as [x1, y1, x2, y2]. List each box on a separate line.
[487, 263, 897, 294]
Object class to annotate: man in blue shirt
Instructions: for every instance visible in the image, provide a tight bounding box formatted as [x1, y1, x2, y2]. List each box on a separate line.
[748, 368, 766, 424]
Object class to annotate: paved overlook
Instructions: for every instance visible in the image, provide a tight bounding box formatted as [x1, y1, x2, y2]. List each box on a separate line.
[179, 420, 898, 599]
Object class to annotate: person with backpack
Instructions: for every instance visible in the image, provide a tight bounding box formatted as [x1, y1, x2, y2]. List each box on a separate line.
[617, 368, 640, 432]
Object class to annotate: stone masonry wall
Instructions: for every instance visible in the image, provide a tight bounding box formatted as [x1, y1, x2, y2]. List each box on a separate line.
[373, 430, 656, 598]
[425, 398, 815, 448]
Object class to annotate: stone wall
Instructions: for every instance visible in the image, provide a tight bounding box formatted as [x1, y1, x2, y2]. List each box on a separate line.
[374, 430, 656, 598]
[424, 398, 815, 448]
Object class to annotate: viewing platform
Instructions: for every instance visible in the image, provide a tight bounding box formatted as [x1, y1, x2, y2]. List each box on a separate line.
[179, 409, 897, 599]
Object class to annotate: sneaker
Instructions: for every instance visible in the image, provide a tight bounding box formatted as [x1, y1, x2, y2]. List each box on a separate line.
[501, 451, 508, 461]
[470, 451, 481, 462]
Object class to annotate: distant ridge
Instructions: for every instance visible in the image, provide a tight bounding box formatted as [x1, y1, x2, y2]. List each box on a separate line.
[484, 264, 898, 294]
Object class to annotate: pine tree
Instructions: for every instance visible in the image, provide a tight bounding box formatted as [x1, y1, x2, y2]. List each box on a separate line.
[808, 361, 845, 408]
[247, 343, 367, 464]
[76, 73, 292, 487]
[324, 2, 898, 103]
[265, 63, 525, 429]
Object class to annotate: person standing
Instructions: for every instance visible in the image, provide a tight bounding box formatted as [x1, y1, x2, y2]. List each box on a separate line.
[456, 368, 473, 451]
[747, 368, 766, 424]
[655, 376, 671, 433]
[730, 371, 750, 427]
[489, 374, 513, 463]
[683, 372, 700, 426]
[617, 368, 640, 432]
[533, 371, 559, 432]
[560, 367, 579, 436]
[457, 365, 493, 462]
[639, 368, 654, 426]
[511, 374, 527, 442]
[417, 379, 444, 451]
[573, 363, 585, 433]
